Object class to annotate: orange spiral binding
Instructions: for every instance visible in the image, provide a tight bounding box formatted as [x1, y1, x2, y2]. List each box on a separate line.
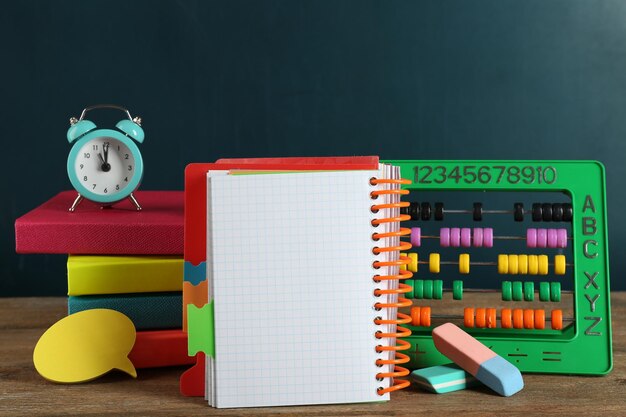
[370, 177, 413, 396]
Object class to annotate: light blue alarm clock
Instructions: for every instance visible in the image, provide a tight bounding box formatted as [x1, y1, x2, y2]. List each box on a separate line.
[66, 105, 144, 212]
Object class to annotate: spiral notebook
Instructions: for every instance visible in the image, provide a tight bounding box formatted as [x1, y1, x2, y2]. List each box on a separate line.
[185, 160, 411, 408]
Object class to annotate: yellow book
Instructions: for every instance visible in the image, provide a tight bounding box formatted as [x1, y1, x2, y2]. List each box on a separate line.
[67, 255, 183, 296]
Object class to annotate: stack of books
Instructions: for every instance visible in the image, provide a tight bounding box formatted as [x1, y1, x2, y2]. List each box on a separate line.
[15, 190, 193, 369]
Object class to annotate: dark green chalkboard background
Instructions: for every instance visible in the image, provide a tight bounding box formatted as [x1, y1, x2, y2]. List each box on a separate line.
[2, 1, 625, 295]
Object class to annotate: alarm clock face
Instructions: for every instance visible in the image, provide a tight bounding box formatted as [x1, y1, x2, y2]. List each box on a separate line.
[68, 129, 143, 203]
[73, 137, 136, 196]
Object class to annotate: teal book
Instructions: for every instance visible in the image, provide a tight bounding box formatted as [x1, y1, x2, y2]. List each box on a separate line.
[68, 293, 182, 330]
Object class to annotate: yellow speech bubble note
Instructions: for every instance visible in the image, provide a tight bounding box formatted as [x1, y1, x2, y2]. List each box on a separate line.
[33, 309, 137, 383]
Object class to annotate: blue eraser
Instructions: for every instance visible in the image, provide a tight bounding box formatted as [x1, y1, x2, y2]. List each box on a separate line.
[410, 364, 479, 394]
[475, 355, 524, 397]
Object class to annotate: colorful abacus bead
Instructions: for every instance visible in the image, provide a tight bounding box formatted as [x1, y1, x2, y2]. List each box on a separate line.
[501, 308, 513, 328]
[513, 203, 524, 222]
[450, 228, 461, 247]
[502, 281, 512, 301]
[523, 282, 534, 301]
[423, 280, 434, 299]
[508, 255, 519, 274]
[435, 202, 444, 221]
[473, 202, 483, 221]
[483, 228, 494, 248]
[523, 309, 535, 329]
[518, 254, 528, 274]
[547, 229, 558, 248]
[433, 280, 443, 300]
[464, 307, 475, 328]
[411, 227, 421, 247]
[538, 255, 549, 275]
[550, 282, 562, 302]
[453, 280, 463, 300]
[421, 202, 431, 220]
[557, 228, 567, 248]
[459, 254, 470, 274]
[486, 308, 497, 328]
[429, 253, 440, 273]
[535, 309, 546, 330]
[551, 309, 563, 330]
[473, 227, 484, 247]
[554, 255, 566, 275]
[408, 253, 418, 272]
[539, 281, 550, 301]
[440, 228, 450, 247]
[498, 254, 508, 274]
[461, 228, 472, 247]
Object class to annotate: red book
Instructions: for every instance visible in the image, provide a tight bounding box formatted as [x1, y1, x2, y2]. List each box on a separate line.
[129, 329, 194, 369]
[15, 191, 183, 255]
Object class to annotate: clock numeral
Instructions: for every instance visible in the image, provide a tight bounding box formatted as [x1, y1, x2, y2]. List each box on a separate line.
[128, 165, 133, 171]
[83, 176, 88, 182]
[92, 145, 98, 151]
[116, 185, 120, 191]
[124, 177, 128, 182]
[117, 145, 120, 151]
[104, 188, 108, 194]
[92, 184, 96, 190]
[84, 153, 90, 158]
[125, 154, 129, 160]
[80, 164, 84, 170]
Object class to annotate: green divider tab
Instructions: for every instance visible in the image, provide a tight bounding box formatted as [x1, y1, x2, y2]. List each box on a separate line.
[188, 301, 215, 358]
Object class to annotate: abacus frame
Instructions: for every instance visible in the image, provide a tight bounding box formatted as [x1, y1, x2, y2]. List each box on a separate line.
[383, 160, 612, 375]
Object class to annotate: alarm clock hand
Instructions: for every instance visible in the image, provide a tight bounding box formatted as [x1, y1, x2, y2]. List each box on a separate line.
[103, 142, 109, 163]
[97, 152, 111, 172]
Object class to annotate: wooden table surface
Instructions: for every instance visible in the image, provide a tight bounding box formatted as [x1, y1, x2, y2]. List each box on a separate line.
[0, 295, 624, 417]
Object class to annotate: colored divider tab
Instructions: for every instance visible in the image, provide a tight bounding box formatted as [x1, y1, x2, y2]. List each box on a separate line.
[188, 301, 215, 358]
[184, 261, 206, 285]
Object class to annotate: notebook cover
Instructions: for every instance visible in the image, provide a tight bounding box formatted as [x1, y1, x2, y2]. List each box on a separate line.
[68, 292, 182, 330]
[15, 191, 183, 255]
[129, 329, 194, 369]
[67, 255, 183, 296]
[181, 156, 380, 397]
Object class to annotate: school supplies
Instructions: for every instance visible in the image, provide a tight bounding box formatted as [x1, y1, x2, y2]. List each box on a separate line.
[182, 157, 413, 407]
[15, 191, 183, 254]
[33, 309, 137, 383]
[67, 255, 183, 296]
[432, 323, 524, 396]
[389, 160, 612, 376]
[68, 293, 182, 330]
[129, 330, 194, 369]
[410, 363, 478, 394]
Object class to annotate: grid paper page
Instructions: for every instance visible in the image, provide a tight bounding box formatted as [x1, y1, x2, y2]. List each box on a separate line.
[208, 170, 387, 408]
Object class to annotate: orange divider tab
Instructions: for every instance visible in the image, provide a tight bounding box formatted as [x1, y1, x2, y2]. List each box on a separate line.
[182, 280, 208, 332]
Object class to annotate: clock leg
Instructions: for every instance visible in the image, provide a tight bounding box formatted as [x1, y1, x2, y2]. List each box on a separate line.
[69, 193, 84, 212]
[128, 193, 142, 211]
